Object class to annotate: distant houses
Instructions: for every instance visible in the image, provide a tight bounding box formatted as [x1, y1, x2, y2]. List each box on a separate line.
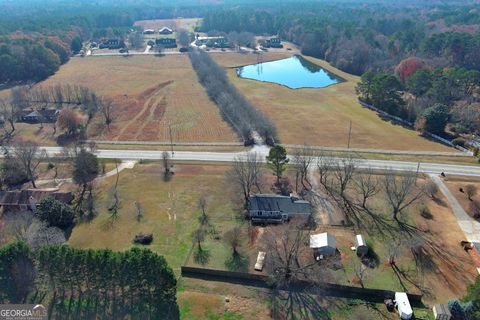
[248, 194, 311, 223]
[99, 39, 125, 49]
[195, 36, 230, 48]
[155, 38, 177, 48]
[143, 29, 155, 35]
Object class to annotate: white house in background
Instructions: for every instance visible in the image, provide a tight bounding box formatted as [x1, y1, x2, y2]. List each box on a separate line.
[254, 251, 266, 271]
[143, 29, 155, 34]
[395, 292, 413, 320]
[310, 232, 336, 258]
[159, 27, 173, 34]
[355, 234, 368, 256]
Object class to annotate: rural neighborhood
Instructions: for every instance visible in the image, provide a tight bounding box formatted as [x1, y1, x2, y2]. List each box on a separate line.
[1, 0, 480, 319]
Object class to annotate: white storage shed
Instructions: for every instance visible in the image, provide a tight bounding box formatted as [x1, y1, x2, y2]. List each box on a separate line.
[310, 233, 336, 258]
[395, 292, 413, 320]
[355, 234, 368, 256]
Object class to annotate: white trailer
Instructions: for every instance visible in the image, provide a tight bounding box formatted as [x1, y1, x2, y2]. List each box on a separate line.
[395, 292, 413, 320]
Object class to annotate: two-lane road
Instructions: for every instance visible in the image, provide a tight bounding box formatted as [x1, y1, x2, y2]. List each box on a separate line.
[37, 146, 480, 177]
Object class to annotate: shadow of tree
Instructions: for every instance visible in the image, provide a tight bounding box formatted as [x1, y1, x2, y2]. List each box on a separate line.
[194, 248, 211, 266]
[225, 253, 248, 272]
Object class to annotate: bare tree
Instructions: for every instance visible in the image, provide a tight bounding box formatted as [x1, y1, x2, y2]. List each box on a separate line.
[0, 98, 16, 135]
[192, 228, 205, 252]
[198, 196, 209, 226]
[292, 146, 315, 192]
[134, 201, 143, 222]
[162, 151, 171, 179]
[352, 260, 368, 288]
[224, 227, 243, 257]
[227, 152, 263, 208]
[425, 180, 439, 199]
[354, 168, 379, 209]
[108, 160, 121, 220]
[100, 97, 114, 128]
[177, 29, 191, 48]
[26, 219, 66, 251]
[2, 211, 35, 241]
[465, 184, 477, 201]
[12, 140, 47, 188]
[383, 171, 424, 222]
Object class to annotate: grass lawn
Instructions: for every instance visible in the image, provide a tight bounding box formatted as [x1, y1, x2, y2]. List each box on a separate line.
[67, 162, 241, 274]
[18, 54, 237, 145]
[214, 52, 454, 152]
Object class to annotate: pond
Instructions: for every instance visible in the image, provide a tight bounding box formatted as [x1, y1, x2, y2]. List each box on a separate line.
[236, 55, 343, 89]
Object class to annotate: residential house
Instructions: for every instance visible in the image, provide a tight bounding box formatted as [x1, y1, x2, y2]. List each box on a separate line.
[155, 38, 177, 48]
[310, 232, 336, 258]
[143, 29, 155, 35]
[22, 109, 59, 123]
[0, 189, 73, 212]
[99, 39, 124, 49]
[264, 38, 283, 48]
[248, 194, 311, 223]
[158, 27, 173, 35]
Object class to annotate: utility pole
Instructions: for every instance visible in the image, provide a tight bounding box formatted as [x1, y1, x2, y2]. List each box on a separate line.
[347, 120, 352, 149]
[415, 162, 421, 185]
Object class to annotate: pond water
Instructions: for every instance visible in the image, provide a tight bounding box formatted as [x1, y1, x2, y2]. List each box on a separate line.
[236, 55, 343, 89]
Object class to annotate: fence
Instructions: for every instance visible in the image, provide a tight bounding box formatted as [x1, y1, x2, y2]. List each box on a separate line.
[181, 266, 423, 305]
[358, 100, 473, 155]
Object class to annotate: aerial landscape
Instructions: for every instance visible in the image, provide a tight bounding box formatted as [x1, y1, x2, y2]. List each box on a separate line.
[1, 0, 480, 319]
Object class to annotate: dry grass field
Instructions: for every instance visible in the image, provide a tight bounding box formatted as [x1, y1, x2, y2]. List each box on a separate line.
[133, 18, 201, 32]
[34, 55, 237, 143]
[214, 52, 454, 152]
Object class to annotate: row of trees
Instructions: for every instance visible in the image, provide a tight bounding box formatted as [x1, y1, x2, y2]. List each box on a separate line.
[0, 242, 179, 319]
[188, 49, 277, 143]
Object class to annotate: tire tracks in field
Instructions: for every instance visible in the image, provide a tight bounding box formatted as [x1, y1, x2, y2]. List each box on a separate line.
[116, 80, 173, 140]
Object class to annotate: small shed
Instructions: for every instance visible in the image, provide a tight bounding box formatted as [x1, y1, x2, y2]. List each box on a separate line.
[254, 251, 266, 271]
[395, 292, 413, 320]
[432, 304, 451, 320]
[355, 234, 368, 256]
[310, 233, 336, 258]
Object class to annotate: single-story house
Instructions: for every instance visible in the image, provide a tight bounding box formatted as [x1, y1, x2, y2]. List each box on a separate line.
[310, 232, 336, 258]
[355, 234, 368, 256]
[264, 37, 283, 48]
[195, 36, 230, 48]
[143, 29, 155, 35]
[155, 38, 177, 48]
[432, 304, 451, 320]
[248, 194, 311, 223]
[159, 27, 173, 35]
[0, 189, 73, 212]
[99, 39, 125, 49]
[22, 109, 59, 123]
[395, 292, 413, 320]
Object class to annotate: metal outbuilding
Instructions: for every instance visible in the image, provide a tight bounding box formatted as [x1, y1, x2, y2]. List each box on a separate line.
[310, 233, 336, 258]
[432, 304, 452, 320]
[395, 292, 413, 320]
[355, 234, 368, 256]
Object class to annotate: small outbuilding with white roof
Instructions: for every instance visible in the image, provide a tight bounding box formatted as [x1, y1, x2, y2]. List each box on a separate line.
[395, 292, 413, 320]
[310, 232, 336, 258]
[355, 234, 368, 256]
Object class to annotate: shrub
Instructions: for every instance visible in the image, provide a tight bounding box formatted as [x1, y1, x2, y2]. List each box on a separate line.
[36, 197, 75, 229]
[47, 162, 55, 170]
[452, 137, 466, 147]
[473, 147, 480, 157]
[420, 205, 433, 219]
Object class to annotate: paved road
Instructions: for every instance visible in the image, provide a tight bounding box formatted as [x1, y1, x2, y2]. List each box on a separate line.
[35, 146, 480, 177]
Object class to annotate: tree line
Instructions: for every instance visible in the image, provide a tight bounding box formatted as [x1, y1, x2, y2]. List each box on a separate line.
[356, 64, 480, 137]
[200, 3, 480, 76]
[0, 242, 179, 319]
[188, 49, 277, 144]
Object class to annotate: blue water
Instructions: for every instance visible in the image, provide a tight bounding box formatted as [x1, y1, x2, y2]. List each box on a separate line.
[236, 55, 343, 89]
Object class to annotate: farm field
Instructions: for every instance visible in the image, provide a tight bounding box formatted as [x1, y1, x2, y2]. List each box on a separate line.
[133, 18, 201, 32]
[214, 52, 454, 152]
[23, 55, 237, 144]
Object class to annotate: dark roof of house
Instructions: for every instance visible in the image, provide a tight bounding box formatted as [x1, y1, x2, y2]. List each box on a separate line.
[0, 189, 73, 206]
[23, 109, 58, 119]
[249, 194, 310, 214]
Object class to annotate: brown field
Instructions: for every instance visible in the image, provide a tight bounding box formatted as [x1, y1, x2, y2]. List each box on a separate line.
[214, 52, 454, 152]
[34, 55, 237, 143]
[444, 177, 480, 219]
[133, 18, 201, 32]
